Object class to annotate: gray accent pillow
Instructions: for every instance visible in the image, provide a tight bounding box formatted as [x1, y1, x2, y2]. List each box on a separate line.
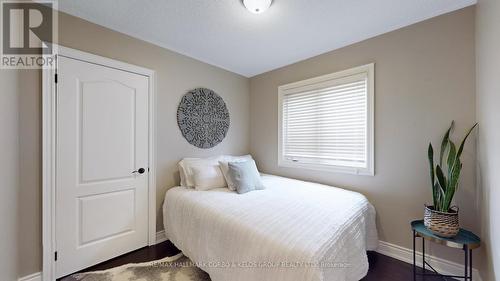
[227, 159, 265, 194]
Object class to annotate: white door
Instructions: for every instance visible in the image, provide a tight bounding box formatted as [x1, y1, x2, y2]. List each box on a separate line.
[56, 55, 150, 278]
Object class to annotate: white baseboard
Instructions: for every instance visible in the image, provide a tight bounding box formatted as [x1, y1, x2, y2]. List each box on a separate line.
[156, 230, 167, 244]
[377, 240, 482, 281]
[18, 272, 42, 281]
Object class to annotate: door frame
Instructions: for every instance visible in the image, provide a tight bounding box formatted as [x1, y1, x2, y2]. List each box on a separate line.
[42, 45, 157, 281]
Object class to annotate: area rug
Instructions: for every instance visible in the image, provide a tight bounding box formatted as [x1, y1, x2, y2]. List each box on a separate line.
[71, 253, 211, 281]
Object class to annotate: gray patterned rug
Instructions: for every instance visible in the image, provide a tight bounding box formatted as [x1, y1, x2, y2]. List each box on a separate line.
[71, 253, 210, 281]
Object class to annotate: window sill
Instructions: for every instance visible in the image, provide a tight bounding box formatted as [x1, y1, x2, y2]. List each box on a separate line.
[278, 160, 374, 176]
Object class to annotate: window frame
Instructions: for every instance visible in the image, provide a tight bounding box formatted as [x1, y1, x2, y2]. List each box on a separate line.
[277, 63, 375, 176]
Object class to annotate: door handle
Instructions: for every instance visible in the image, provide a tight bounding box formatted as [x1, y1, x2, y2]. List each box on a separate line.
[132, 168, 146, 174]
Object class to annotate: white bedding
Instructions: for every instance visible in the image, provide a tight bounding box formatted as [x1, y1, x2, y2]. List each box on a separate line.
[163, 174, 378, 281]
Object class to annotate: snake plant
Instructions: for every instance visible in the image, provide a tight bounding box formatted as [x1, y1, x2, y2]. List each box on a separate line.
[428, 121, 477, 212]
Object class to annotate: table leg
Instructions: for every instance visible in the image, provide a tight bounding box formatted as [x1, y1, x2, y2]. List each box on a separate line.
[422, 237, 425, 280]
[469, 248, 473, 280]
[413, 230, 416, 281]
[464, 245, 469, 281]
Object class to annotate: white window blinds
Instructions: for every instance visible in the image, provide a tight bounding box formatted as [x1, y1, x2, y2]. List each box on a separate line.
[279, 64, 374, 175]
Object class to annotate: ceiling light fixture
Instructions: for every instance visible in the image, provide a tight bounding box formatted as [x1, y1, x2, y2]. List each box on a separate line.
[243, 0, 272, 14]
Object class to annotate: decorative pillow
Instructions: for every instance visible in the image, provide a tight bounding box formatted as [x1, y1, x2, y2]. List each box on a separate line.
[178, 156, 223, 188]
[219, 155, 253, 191]
[191, 164, 226, 191]
[227, 159, 265, 194]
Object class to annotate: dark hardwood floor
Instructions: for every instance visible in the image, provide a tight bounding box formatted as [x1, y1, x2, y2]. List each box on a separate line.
[361, 252, 443, 281]
[60, 240, 443, 281]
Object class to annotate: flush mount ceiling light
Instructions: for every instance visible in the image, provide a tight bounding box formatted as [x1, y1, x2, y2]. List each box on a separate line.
[243, 0, 272, 14]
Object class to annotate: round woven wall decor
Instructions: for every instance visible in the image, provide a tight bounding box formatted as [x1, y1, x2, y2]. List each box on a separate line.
[177, 88, 230, 149]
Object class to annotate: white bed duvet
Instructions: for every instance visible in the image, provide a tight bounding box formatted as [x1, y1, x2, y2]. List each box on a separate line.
[163, 174, 378, 281]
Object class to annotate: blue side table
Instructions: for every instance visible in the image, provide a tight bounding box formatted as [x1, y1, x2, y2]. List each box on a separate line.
[411, 220, 480, 280]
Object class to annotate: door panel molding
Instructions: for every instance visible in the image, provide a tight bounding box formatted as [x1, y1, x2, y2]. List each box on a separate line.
[42, 44, 156, 281]
[79, 78, 136, 183]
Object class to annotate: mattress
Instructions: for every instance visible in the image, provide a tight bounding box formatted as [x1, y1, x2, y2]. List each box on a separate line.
[163, 174, 378, 281]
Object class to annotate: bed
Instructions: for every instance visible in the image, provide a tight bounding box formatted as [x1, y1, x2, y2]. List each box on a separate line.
[163, 174, 378, 281]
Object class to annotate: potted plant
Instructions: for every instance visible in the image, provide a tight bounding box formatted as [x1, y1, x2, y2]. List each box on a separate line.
[425, 121, 477, 237]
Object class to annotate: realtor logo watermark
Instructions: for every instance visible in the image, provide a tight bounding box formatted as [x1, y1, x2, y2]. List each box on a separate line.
[1, 0, 57, 69]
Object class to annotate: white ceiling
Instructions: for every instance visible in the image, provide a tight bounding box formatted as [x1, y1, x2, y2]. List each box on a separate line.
[58, 0, 476, 77]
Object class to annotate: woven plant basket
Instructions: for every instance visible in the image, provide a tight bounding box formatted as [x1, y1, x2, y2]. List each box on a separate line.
[424, 205, 459, 238]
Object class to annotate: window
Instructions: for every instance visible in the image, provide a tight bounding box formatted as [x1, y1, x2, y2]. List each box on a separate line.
[278, 64, 374, 175]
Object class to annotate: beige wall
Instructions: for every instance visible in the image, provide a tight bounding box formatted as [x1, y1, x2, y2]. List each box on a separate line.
[6, 11, 250, 278]
[0, 70, 20, 280]
[476, 0, 500, 280]
[17, 69, 42, 279]
[249, 7, 478, 265]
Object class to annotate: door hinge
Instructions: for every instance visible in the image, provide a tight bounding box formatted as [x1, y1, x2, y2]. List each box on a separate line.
[54, 251, 58, 261]
[55, 74, 58, 84]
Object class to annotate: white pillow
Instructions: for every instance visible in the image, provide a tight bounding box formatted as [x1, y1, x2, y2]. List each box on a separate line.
[178, 158, 198, 187]
[191, 164, 227, 191]
[219, 154, 253, 191]
[178, 156, 224, 188]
